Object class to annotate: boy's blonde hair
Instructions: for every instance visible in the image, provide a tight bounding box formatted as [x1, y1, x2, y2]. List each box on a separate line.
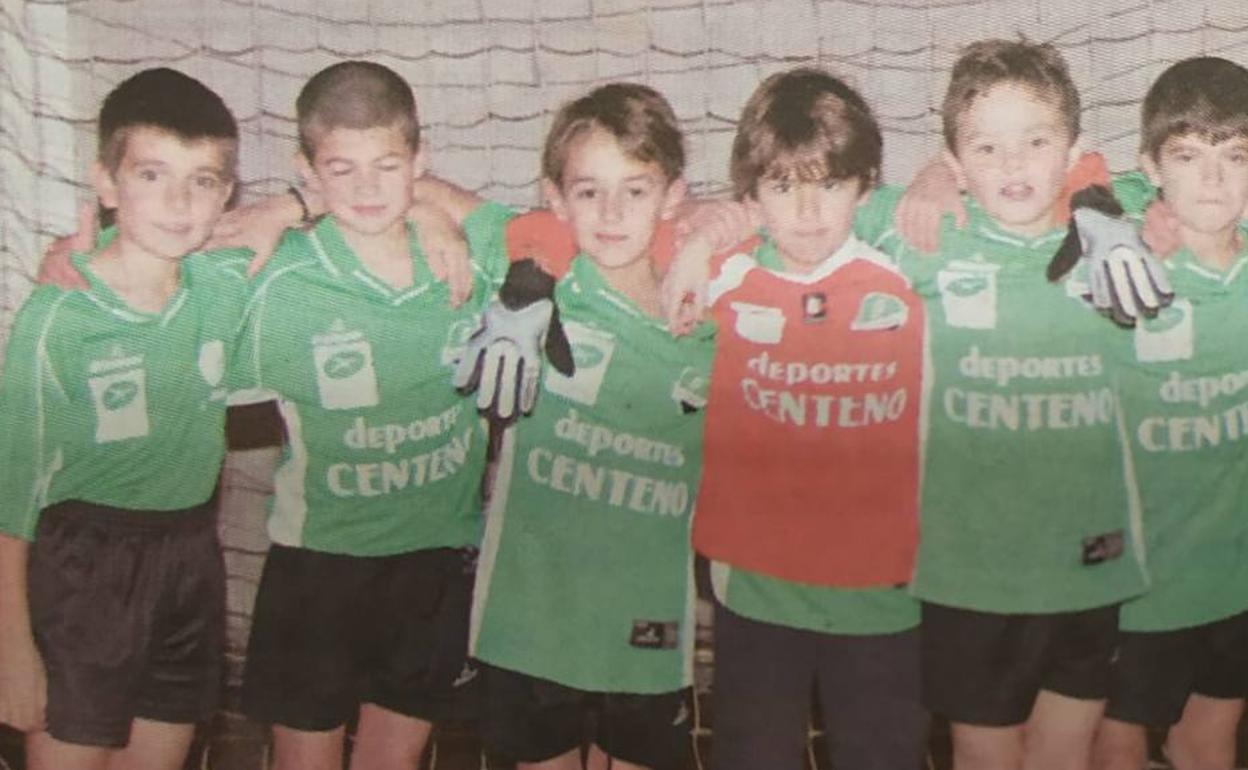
[296, 61, 420, 158]
[730, 68, 881, 200]
[542, 83, 685, 187]
[942, 39, 1080, 152]
[1141, 57, 1248, 161]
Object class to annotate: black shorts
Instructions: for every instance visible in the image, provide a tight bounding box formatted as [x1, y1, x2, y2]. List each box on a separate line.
[711, 601, 928, 770]
[480, 664, 692, 770]
[921, 601, 1119, 726]
[1106, 610, 1248, 727]
[28, 498, 225, 748]
[241, 544, 477, 731]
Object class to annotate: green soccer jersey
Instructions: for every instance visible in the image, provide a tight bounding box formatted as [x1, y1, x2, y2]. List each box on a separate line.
[860, 187, 1148, 613]
[1103, 171, 1248, 630]
[711, 561, 919, 635]
[704, 239, 919, 636]
[0, 247, 250, 539]
[233, 202, 511, 556]
[470, 254, 715, 694]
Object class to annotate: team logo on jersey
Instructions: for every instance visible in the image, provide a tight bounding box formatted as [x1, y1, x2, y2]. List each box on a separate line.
[937, 260, 999, 329]
[313, 320, 380, 409]
[544, 321, 615, 406]
[850, 292, 909, 331]
[801, 292, 827, 323]
[198, 339, 225, 392]
[629, 619, 679, 650]
[441, 318, 479, 368]
[1134, 299, 1193, 363]
[671, 366, 708, 412]
[87, 346, 150, 443]
[730, 301, 785, 344]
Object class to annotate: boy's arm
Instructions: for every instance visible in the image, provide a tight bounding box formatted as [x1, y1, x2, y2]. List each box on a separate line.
[0, 296, 57, 733]
[893, 157, 966, 253]
[891, 151, 1113, 253]
[36, 202, 97, 290]
[204, 176, 477, 303]
[0, 533, 45, 732]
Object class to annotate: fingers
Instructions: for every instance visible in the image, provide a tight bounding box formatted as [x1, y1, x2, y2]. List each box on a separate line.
[70, 199, 99, 252]
[495, 351, 519, 421]
[1105, 256, 1140, 324]
[1142, 199, 1182, 258]
[1118, 247, 1159, 314]
[518, 361, 540, 415]
[445, 253, 473, 308]
[478, 349, 503, 413]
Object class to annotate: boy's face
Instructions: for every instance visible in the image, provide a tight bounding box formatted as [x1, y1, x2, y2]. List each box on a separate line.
[1143, 133, 1248, 237]
[747, 173, 865, 273]
[544, 128, 685, 272]
[94, 126, 234, 261]
[946, 82, 1079, 236]
[299, 123, 421, 237]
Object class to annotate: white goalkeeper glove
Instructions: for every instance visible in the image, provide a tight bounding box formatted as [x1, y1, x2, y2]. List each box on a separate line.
[452, 259, 574, 423]
[1048, 185, 1174, 328]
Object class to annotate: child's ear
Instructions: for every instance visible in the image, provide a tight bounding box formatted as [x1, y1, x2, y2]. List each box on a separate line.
[854, 174, 875, 207]
[1139, 152, 1163, 187]
[941, 149, 967, 191]
[659, 178, 688, 220]
[1065, 135, 1085, 170]
[295, 152, 319, 194]
[92, 162, 118, 210]
[543, 178, 569, 222]
[743, 193, 763, 224]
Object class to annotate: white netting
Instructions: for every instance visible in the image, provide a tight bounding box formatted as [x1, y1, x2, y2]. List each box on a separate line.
[5, 0, 1248, 348]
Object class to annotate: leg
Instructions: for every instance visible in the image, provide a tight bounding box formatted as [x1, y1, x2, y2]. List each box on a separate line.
[271, 723, 346, 770]
[348, 702, 434, 770]
[1021, 689, 1105, 770]
[25, 731, 111, 770]
[585, 744, 611, 770]
[104, 719, 195, 770]
[950, 722, 1025, 770]
[710, 602, 814, 770]
[815, 628, 928, 770]
[953, 718, 1023, 768]
[1164, 694, 1243, 770]
[1090, 717, 1148, 770]
[519, 748, 583, 770]
[242, 547, 364, 768]
[1166, 611, 1248, 770]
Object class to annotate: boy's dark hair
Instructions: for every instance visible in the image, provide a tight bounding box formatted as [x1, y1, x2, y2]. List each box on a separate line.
[98, 67, 238, 175]
[730, 68, 881, 200]
[1141, 57, 1248, 160]
[942, 39, 1080, 152]
[296, 61, 419, 158]
[542, 83, 685, 186]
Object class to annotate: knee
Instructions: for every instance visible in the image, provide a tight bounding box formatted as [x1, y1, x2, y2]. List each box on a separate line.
[1165, 730, 1235, 770]
[1091, 725, 1148, 770]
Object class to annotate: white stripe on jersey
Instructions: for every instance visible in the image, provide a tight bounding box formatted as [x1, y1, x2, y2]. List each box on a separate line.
[469, 423, 518, 655]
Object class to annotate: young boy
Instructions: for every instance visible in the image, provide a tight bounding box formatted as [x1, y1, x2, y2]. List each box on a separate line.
[232, 61, 512, 770]
[0, 68, 245, 770]
[466, 82, 713, 770]
[502, 68, 931, 770]
[691, 68, 929, 770]
[1089, 56, 1248, 770]
[859, 40, 1150, 770]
